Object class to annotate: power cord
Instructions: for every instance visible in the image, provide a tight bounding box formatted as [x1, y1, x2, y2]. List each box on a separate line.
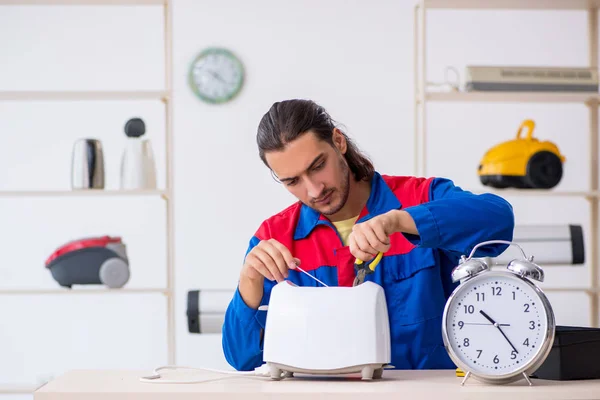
[139, 364, 273, 384]
[426, 66, 460, 92]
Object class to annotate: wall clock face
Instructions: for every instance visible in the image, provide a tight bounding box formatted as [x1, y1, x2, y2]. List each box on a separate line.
[188, 48, 244, 104]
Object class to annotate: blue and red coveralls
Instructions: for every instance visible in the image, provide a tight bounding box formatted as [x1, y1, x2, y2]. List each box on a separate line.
[222, 172, 515, 370]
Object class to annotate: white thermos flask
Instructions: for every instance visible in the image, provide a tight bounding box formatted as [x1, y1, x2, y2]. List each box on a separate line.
[120, 118, 157, 190]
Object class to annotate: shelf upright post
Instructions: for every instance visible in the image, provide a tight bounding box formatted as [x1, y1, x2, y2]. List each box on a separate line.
[414, 2, 420, 177]
[163, 0, 176, 364]
[588, 5, 599, 328]
[414, 1, 427, 178]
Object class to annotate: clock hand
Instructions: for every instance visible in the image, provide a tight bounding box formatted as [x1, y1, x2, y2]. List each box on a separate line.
[479, 310, 496, 325]
[462, 322, 510, 326]
[208, 70, 226, 83]
[479, 310, 519, 354]
[495, 325, 519, 354]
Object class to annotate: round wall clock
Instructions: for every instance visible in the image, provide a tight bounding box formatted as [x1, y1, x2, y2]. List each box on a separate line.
[188, 47, 244, 104]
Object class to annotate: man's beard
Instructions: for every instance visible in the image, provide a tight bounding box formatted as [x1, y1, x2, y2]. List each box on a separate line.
[318, 156, 350, 216]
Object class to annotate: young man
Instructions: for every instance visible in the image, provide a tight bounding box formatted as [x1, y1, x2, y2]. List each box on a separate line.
[222, 99, 515, 371]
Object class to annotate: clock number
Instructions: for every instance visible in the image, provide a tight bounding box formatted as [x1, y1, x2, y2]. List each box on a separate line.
[523, 338, 530, 346]
[511, 350, 517, 360]
[476, 350, 482, 359]
[512, 291, 516, 300]
[464, 305, 475, 314]
[529, 321, 535, 330]
[463, 338, 470, 347]
[492, 287, 502, 296]
[493, 355, 499, 364]
[524, 303, 530, 313]
[458, 321, 464, 330]
[476, 292, 485, 302]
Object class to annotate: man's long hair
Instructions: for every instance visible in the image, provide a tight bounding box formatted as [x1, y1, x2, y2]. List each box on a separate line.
[256, 99, 375, 182]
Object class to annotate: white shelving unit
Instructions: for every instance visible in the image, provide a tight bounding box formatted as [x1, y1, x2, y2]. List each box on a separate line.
[415, 0, 600, 327]
[0, 288, 169, 295]
[425, 91, 600, 103]
[0, 90, 169, 101]
[0, 0, 175, 394]
[0, 190, 168, 197]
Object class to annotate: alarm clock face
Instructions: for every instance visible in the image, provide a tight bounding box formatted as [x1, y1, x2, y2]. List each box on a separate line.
[188, 48, 244, 104]
[443, 271, 554, 381]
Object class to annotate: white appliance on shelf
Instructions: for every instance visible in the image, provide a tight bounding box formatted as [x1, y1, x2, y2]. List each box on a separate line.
[465, 66, 599, 92]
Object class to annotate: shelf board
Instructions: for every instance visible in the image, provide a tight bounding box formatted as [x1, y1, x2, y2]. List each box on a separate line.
[543, 287, 600, 294]
[0, 287, 169, 295]
[424, 91, 598, 103]
[0, 383, 40, 394]
[466, 188, 599, 197]
[0, 189, 167, 197]
[422, 0, 600, 10]
[0, 91, 169, 101]
[0, 0, 165, 5]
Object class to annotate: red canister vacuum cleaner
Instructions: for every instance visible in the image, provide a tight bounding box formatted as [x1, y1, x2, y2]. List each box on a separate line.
[45, 236, 130, 288]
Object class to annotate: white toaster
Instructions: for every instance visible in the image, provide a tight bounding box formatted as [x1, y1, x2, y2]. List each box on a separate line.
[262, 281, 391, 380]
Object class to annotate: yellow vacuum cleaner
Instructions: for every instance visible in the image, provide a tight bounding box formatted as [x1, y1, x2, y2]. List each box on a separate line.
[478, 119, 565, 189]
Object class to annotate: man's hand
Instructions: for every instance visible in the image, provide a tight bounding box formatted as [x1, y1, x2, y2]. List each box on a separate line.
[349, 210, 417, 261]
[242, 238, 300, 283]
[239, 239, 300, 309]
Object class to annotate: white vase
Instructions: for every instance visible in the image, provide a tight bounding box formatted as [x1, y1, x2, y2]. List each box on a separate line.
[120, 139, 157, 190]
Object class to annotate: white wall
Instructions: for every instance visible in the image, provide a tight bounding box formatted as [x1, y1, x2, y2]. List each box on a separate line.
[172, 0, 413, 371]
[0, 1, 595, 398]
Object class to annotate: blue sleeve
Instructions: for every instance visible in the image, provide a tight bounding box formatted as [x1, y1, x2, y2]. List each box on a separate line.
[221, 236, 275, 371]
[402, 177, 515, 258]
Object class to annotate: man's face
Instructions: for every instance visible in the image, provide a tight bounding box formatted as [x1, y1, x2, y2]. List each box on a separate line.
[265, 130, 350, 216]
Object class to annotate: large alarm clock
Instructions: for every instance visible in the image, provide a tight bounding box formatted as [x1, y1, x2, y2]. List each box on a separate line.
[188, 47, 244, 104]
[442, 240, 556, 386]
